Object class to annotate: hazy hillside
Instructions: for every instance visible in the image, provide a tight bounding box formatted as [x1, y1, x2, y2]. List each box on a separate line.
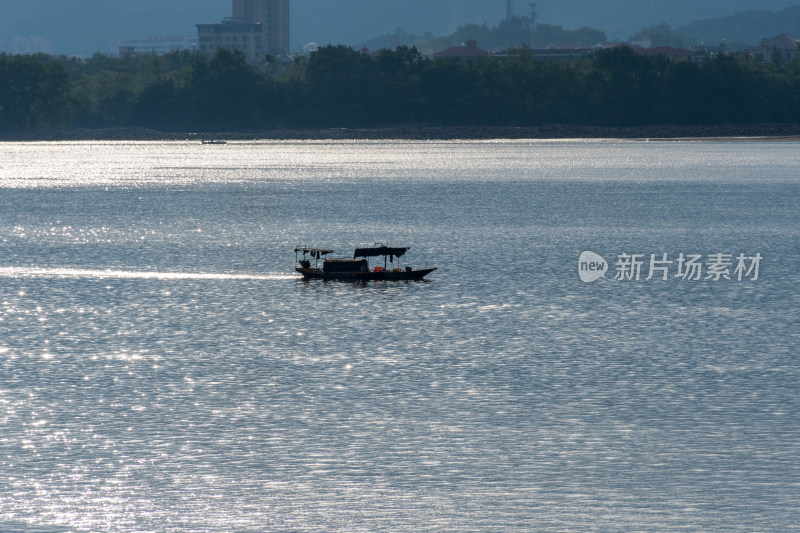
[677, 6, 800, 46]
[295, 0, 800, 49]
[1, 0, 799, 56]
[534, 0, 800, 40]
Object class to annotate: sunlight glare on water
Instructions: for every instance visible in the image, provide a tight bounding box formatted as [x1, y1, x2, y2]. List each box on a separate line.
[2, 139, 800, 188]
[0, 139, 798, 532]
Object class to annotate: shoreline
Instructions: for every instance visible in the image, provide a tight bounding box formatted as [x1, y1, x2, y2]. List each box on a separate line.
[2, 123, 800, 142]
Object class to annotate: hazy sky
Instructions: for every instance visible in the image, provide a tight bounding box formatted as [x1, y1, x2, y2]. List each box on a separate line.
[293, 0, 800, 47]
[1, 0, 798, 56]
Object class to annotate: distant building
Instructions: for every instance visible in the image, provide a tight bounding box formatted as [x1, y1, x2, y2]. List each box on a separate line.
[2, 35, 54, 55]
[529, 48, 594, 63]
[637, 46, 693, 62]
[197, 20, 266, 63]
[595, 42, 702, 62]
[594, 42, 628, 50]
[119, 36, 193, 57]
[434, 40, 489, 59]
[755, 33, 800, 61]
[545, 42, 584, 50]
[198, 0, 290, 64]
[499, 41, 712, 65]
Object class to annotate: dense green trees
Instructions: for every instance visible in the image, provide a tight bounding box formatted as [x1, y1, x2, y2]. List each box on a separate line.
[0, 53, 76, 129]
[1, 45, 800, 132]
[186, 48, 277, 129]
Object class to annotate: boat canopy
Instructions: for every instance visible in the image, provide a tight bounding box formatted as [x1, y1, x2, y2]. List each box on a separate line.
[353, 246, 409, 260]
[295, 248, 334, 259]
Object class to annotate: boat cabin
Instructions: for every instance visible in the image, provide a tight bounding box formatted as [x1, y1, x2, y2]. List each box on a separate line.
[294, 244, 436, 281]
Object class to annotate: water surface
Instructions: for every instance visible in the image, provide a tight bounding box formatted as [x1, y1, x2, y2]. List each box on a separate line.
[0, 140, 798, 532]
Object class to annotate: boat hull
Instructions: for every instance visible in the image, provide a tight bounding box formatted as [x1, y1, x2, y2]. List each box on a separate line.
[380, 267, 436, 280]
[297, 267, 435, 281]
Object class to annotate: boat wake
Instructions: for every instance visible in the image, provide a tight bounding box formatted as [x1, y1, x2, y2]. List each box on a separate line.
[0, 267, 294, 281]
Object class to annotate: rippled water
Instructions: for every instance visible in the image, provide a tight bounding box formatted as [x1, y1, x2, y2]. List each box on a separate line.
[1, 140, 798, 532]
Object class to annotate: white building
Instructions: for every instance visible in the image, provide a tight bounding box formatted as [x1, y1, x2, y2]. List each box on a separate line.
[119, 36, 194, 57]
[755, 33, 800, 61]
[2, 35, 54, 55]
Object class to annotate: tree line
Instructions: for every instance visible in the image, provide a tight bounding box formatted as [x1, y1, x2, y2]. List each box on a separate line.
[2, 45, 800, 132]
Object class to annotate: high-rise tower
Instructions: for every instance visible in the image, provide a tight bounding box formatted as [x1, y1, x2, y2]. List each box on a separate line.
[231, 0, 289, 55]
[264, 0, 290, 57]
[198, 0, 290, 64]
[232, 0, 255, 22]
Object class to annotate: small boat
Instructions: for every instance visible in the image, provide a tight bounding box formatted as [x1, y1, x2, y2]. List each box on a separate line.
[295, 244, 436, 281]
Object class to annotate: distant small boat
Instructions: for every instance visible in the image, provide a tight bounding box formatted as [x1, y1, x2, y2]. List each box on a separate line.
[295, 244, 436, 281]
[201, 139, 227, 145]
